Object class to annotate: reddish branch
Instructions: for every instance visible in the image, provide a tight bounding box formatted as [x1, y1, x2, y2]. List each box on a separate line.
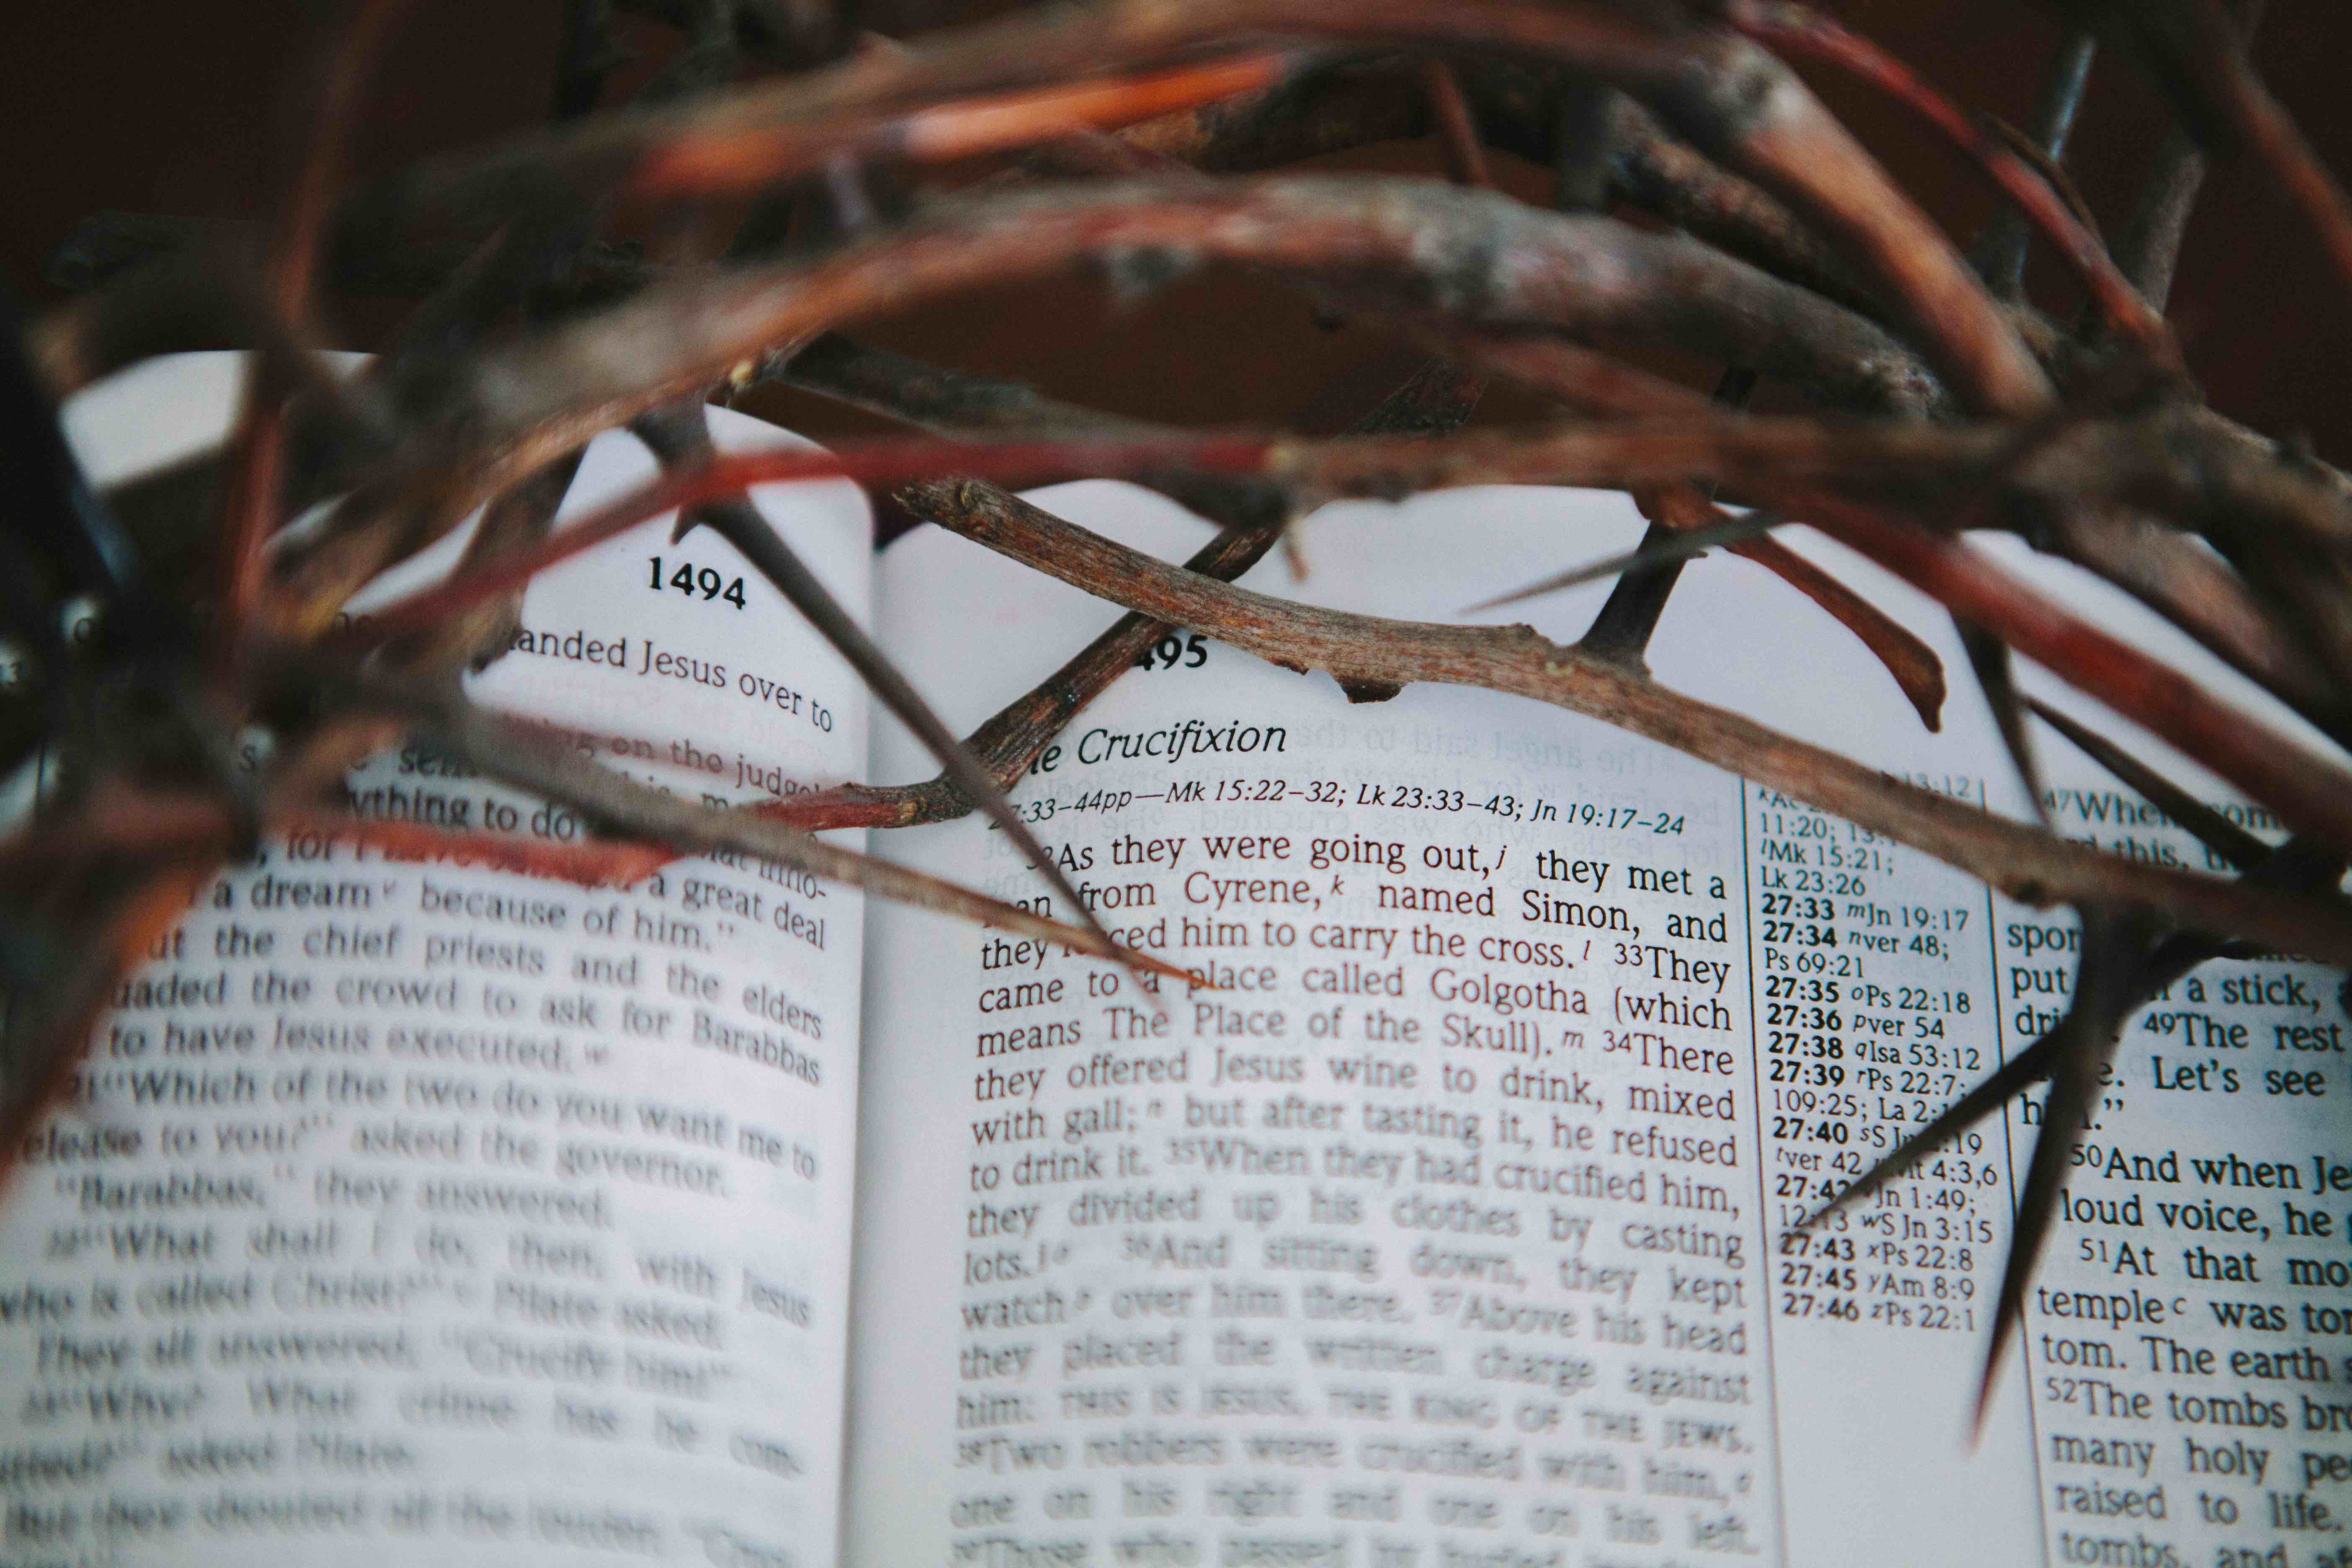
[343, 407, 2352, 854]
[636, 53, 1297, 192]
[900, 477, 2352, 964]
[771, 345, 1484, 832]
[48, 70, 1884, 341]
[1440, 348, 2352, 759]
[2045, 506, 2341, 739]
[347, 434, 1257, 639]
[43, 667, 1200, 986]
[348, 0, 1686, 224]
[1598, 94, 1875, 317]
[1643, 488, 1948, 730]
[276, 175, 1960, 631]
[1420, 62, 1493, 189]
[766, 341, 1939, 743]
[778, 520, 1284, 831]
[627, 397, 1149, 985]
[389, 683, 1195, 981]
[352, 411, 2352, 631]
[343, 0, 2046, 411]
[29, 0, 2352, 1396]
[219, 0, 412, 661]
[1723, 0, 2167, 355]
[2179, 0, 2352, 304]
[1794, 493, 2352, 853]
[1970, 29, 2097, 302]
[765, 332, 1284, 532]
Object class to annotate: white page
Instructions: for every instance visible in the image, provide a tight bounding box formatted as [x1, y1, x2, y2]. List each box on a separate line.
[848, 477, 2346, 1568]
[2, 354, 869, 1568]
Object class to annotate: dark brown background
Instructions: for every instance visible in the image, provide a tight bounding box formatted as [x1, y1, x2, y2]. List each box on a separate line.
[7, 1, 2348, 458]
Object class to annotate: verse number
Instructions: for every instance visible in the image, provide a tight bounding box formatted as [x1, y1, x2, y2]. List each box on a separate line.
[648, 556, 748, 609]
[1135, 632, 1208, 671]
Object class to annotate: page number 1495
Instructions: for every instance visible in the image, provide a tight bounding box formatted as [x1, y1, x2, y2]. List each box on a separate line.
[1136, 633, 1208, 671]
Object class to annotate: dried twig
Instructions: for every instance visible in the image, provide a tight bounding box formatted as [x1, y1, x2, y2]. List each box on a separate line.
[627, 397, 1140, 975]
[345, 0, 2049, 411]
[2178, 0, 2352, 302]
[1726, 1, 2166, 354]
[639, 53, 1297, 193]
[22, 0, 2352, 1405]
[2027, 697, 2271, 871]
[223, 0, 413, 645]
[900, 477, 2352, 962]
[276, 174, 1968, 632]
[1970, 29, 2097, 301]
[2109, 0, 2266, 313]
[779, 345, 1486, 829]
[1575, 369, 1756, 671]
[361, 674, 1194, 982]
[1421, 61, 1493, 189]
[343, 405, 2352, 851]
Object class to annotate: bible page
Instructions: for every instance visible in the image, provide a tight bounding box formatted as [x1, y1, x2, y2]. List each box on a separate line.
[3, 354, 869, 1568]
[847, 477, 2348, 1568]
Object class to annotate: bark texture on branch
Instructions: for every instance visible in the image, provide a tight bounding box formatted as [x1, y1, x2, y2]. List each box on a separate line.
[899, 476, 2352, 964]
[272, 174, 1958, 631]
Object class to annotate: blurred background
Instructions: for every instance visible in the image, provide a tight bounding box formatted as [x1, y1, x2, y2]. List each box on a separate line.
[6, 0, 2345, 459]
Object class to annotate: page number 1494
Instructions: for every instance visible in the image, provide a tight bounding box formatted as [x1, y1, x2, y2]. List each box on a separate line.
[648, 556, 748, 609]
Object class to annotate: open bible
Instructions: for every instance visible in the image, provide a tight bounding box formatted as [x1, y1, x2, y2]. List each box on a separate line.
[4, 354, 2346, 1568]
